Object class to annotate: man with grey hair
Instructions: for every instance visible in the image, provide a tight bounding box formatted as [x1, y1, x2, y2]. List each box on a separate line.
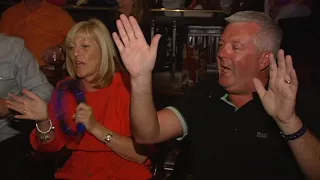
[113, 11, 320, 179]
[225, 10, 282, 55]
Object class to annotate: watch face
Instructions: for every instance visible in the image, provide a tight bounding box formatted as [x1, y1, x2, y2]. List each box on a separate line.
[106, 134, 113, 142]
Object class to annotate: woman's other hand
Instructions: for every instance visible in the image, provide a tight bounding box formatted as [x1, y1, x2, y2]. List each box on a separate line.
[74, 103, 98, 133]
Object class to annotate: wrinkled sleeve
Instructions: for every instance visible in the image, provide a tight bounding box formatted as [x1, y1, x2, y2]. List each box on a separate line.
[15, 46, 53, 103]
[165, 82, 220, 140]
[164, 85, 201, 141]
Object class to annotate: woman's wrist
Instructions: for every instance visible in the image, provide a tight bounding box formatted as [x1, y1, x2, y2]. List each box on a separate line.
[90, 122, 114, 143]
[36, 119, 55, 142]
[36, 119, 52, 131]
[88, 121, 101, 135]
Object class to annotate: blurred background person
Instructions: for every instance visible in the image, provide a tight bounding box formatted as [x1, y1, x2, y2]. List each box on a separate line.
[269, 0, 311, 22]
[108, 0, 149, 39]
[184, 0, 219, 17]
[0, 0, 75, 66]
[117, 0, 146, 23]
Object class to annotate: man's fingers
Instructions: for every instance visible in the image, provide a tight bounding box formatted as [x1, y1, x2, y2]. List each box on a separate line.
[253, 78, 267, 100]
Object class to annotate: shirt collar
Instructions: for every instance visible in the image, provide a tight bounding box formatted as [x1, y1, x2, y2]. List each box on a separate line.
[220, 93, 238, 111]
[220, 92, 260, 111]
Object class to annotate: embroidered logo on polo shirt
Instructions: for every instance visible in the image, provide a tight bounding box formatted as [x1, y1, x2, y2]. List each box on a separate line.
[256, 131, 268, 139]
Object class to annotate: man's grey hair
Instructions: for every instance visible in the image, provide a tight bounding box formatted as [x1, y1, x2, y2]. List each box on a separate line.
[225, 11, 282, 55]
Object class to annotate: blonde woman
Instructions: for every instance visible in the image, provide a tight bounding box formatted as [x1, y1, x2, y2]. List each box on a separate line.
[6, 18, 152, 180]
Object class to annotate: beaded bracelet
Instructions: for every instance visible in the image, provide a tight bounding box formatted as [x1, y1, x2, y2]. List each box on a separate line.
[280, 124, 307, 141]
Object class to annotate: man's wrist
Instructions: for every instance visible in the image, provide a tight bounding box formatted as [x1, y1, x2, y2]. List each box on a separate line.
[130, 74, 153, 94]
[0, 102, 10, 117]
[0, 111, 10, 118]
[0, 108, 12, 119]
[277, 115, 303, 135]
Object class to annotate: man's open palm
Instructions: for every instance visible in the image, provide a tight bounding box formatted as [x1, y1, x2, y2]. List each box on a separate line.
[253, 50, 298, 124]
[112, 14, 161, 78]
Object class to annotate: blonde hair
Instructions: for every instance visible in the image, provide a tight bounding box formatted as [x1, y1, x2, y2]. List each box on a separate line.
[65, 18, 119, 88]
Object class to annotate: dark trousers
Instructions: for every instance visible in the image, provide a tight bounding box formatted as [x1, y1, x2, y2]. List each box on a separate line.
[0, 134, 33, 180]
[0, 134, 57, 180]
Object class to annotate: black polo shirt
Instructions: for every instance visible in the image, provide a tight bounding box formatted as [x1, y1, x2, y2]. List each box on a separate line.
[168, 81, 320, 180]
